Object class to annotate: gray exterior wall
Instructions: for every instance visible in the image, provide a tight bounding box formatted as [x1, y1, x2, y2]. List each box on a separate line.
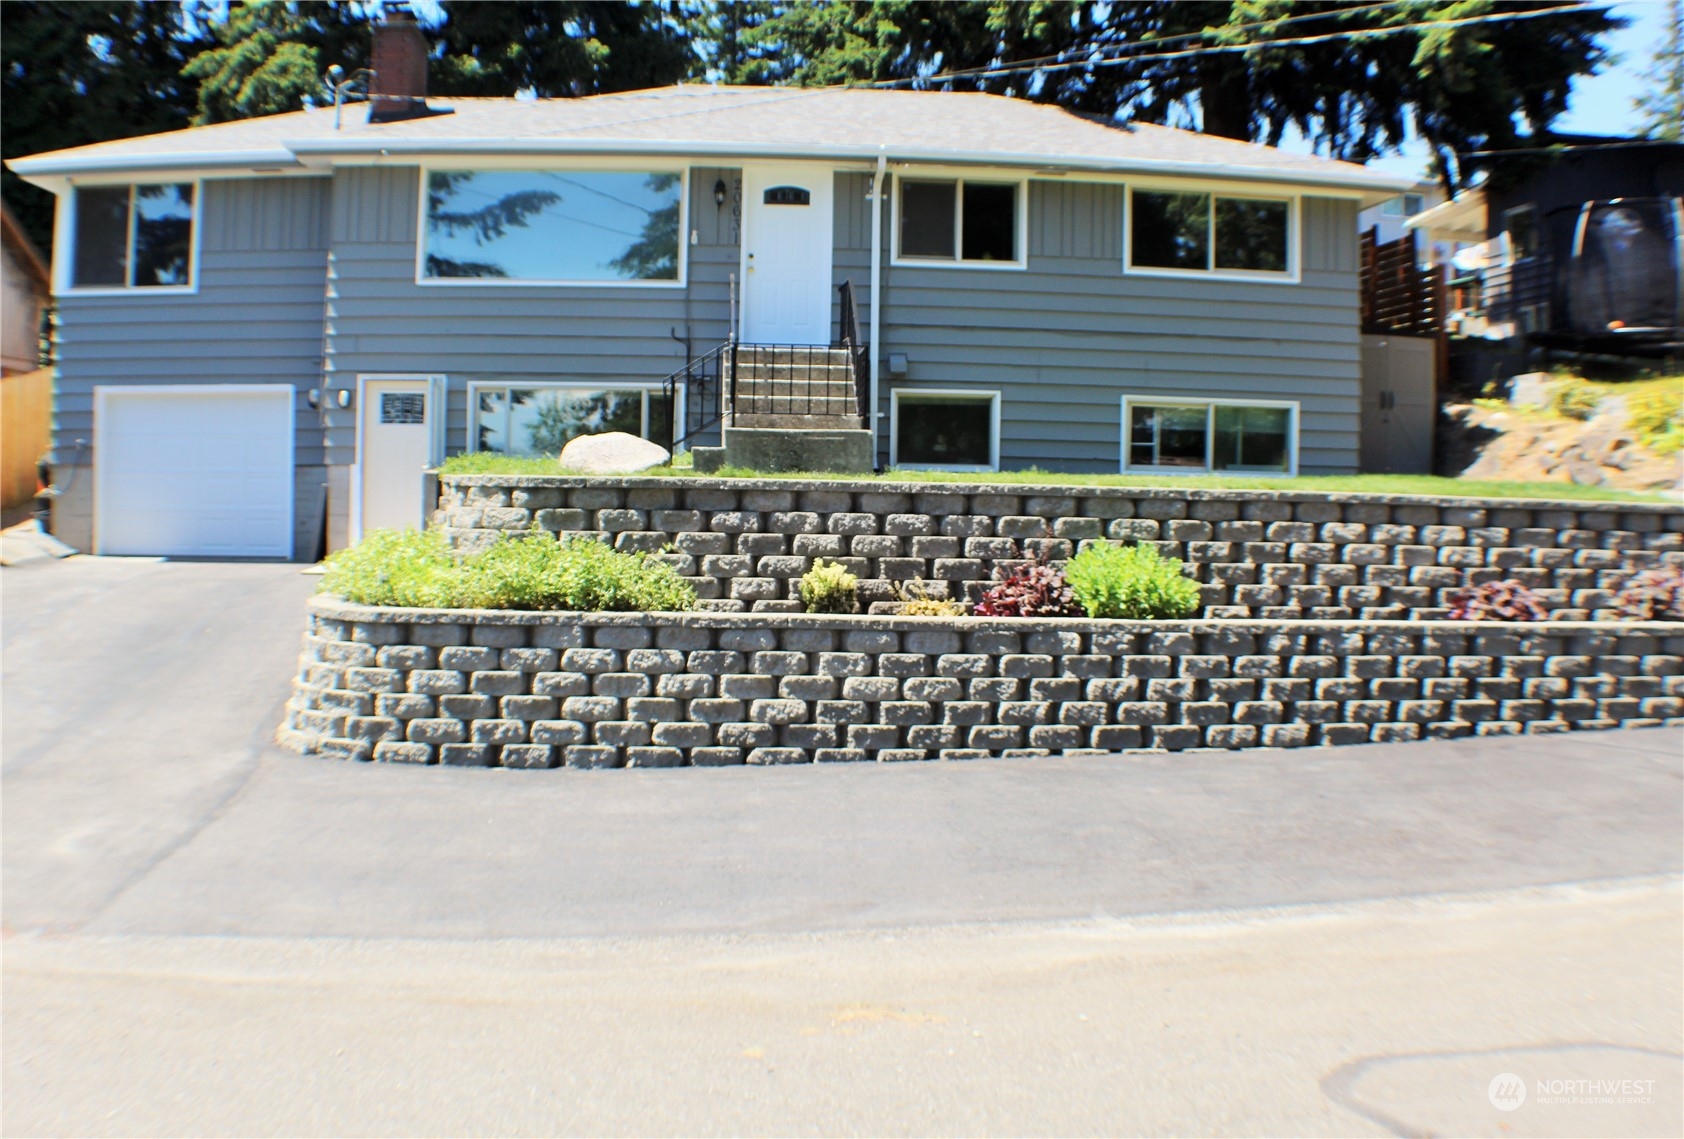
[321, 165, 740, 464]
[50, 175, 332, 555]
[837, 173, 1362, 474]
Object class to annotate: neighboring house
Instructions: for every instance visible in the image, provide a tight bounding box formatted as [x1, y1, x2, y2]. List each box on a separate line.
[2, 200, 49, 375]
[1458, 136, 1684, 345]
[7, 19, 1409, 560]
[1356, 179, 1445, 256]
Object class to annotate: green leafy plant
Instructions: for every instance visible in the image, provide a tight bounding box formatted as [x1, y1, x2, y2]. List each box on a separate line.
[1063, 541, 1201, 619]
[1626, 387, 1684, 455]
[799, 558, 859, 614]
[1550, 378, 1600, 421]
[894, 578, 966, 616]
[320, 529, 696, 612]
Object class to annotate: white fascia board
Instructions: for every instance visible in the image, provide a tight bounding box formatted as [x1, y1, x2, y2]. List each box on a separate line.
[285, 136, 1417, 196]
[7, 149, 302, 189]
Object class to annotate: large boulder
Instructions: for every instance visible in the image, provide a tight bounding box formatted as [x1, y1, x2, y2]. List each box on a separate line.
[557, 432, 670, 474]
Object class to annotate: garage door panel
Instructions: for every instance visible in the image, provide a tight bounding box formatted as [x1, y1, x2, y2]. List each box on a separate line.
[97, 387, 294, 558]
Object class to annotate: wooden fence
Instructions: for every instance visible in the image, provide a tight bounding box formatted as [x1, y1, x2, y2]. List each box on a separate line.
[2, 367, 51, 509]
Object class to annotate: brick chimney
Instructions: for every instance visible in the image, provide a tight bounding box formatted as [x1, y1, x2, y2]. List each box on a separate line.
[368, 10, 429, 122]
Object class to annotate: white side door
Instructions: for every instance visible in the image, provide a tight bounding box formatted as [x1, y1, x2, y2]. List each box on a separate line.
[95, 385, 294, 558]
[740, 165, 835, 346]
[355, 375, 443, 538]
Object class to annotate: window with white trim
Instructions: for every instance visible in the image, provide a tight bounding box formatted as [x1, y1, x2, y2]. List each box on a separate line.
[1124, 399, 1296, 473]
[1128, 188, 1293, 276]
[891, 389, 1000, 470]
[423, 169, 683, 283]
[71, 183, 196, 289]
[896, 177, 1022, 265]
[471, 385, 672, 454]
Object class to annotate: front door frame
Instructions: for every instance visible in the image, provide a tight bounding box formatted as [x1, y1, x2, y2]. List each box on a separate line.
[351, 372, 447, 543]
[737, 162, 836, 346]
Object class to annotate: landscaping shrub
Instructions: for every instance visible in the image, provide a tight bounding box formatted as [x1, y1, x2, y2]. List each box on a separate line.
[1626, 387, 1684, 455]
[895, 578, 966, 617]
[1550, 378, 1600, 421]
[320, 529, 696, 611]
[799, 558, 859, 614]
[1614, 567, 1684, 621]
[1064, 541, 1202, 619]
[974, 548, 1080, 618]
[1445, 579, 1549, 621]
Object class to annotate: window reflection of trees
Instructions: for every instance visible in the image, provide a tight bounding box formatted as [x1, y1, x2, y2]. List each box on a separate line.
[425, 171, 680, 281]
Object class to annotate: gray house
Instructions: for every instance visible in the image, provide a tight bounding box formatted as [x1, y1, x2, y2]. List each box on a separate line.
[9, 25, 1409, 559]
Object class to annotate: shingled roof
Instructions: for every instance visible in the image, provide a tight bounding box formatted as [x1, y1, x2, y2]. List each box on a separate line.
[9, 85, 1411, 196]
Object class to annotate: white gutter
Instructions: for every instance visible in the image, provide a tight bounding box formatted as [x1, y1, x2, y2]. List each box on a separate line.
[6, 149, 299, 182]
[869, 151, 885, 468]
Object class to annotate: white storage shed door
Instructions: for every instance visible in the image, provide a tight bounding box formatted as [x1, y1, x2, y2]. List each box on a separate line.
[96, 385, 295, 557]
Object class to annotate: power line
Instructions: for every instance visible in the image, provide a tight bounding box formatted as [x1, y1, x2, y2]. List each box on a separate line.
[877, 2, 1615, 89]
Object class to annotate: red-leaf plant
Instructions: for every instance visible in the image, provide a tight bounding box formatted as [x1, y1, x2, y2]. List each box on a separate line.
[1613, 567, 1684, 621]
[1446, 579, 1550, 621]
[974, 545, 1082, 618]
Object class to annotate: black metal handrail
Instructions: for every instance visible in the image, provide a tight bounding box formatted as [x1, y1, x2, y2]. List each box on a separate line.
[661, 339, 734, 448]
[839, 279, 870, 421]
[730, 343, 859, 418]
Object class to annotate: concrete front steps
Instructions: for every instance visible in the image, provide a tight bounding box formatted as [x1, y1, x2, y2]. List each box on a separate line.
[693, 344, 874, 473]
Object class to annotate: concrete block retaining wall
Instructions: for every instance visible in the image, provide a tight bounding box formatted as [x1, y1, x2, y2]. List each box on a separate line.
[437, 476, 1684, 621]
[281, 600, 1684, 768]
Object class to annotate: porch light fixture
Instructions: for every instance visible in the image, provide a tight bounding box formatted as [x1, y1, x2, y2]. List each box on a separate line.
[713, 178, 727, 207]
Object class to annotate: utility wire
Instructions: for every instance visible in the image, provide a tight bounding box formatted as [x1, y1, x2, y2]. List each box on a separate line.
[877, 2, 1614, 88]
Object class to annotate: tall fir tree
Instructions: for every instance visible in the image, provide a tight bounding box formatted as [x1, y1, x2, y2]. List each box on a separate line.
[1635, 0, 1684, 142]
[181, 1, 369, 125]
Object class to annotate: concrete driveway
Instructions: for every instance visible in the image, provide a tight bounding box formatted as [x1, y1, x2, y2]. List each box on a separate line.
[3, 555, 1681, 1136]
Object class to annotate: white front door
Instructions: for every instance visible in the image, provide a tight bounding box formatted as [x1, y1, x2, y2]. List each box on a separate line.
[356, 376, 440, 537]
[741, 165, 835, 345]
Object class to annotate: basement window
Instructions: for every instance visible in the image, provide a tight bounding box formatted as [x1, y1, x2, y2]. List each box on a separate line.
[470, 384, 673, 454]
[891, 389, 1000, 470]
[1123, 399, 1297, 474]
[1127, 187, 1295, 278]
[896, 177, 1024, 267]
[70, 183, 196, 290]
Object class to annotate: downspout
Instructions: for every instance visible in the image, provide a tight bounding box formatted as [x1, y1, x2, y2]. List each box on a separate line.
[869, 150, 886, 468]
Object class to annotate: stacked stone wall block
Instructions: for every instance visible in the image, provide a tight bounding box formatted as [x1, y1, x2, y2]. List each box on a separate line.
[284, 603, 1681, 768]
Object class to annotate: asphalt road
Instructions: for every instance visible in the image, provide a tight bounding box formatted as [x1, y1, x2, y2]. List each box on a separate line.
[3, 556, 1680, 1136]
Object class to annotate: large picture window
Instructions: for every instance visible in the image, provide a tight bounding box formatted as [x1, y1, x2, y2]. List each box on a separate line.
[470, 385, 672, 455]
[1129, 188, 1293, 277]
[896, 177, 1023, 267]
[1123, 399, 1296, 474]
[422, 169, 684, 284]
[891, 389, 1000, 470]
[71, 183, 196, 290]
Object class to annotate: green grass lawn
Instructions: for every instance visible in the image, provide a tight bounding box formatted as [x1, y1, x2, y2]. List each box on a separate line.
[437, 451, 1674, 503]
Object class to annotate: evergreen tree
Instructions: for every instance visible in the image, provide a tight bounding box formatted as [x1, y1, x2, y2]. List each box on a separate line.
[1, 0, 209, 251]
[1635, 0, 1684, 142]
[432, 1, 693, 97]
[182, 1, 369, 125]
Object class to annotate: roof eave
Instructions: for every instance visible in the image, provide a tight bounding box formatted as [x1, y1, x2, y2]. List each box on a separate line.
[6, 149, 301, 187]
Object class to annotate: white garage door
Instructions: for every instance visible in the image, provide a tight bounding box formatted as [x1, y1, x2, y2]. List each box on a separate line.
[96, 385, 294, 557]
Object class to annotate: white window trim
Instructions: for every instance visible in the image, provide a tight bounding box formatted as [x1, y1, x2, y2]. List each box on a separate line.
[464, 380, 682, 455]
[1119, 395, 1300, 477]
[351, 373, 447, 545]
[889, 169, 1028, 271]
[57, 178, 202, 297]
[414, 164, 690, 289]
[889, 387, 1002, 472]
[1122, 181, 1301, 284]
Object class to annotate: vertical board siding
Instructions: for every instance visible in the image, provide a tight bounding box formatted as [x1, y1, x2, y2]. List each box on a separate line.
[323, 165, 740, 464]
[871, 182, 1361, 474]
[53, 176, 332, 468]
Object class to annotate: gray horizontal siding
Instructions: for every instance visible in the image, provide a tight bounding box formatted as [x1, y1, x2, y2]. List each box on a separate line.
[861, 179, 1361, 474]
[53, 176, 331, 467]
[323, 165, 739, 464]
